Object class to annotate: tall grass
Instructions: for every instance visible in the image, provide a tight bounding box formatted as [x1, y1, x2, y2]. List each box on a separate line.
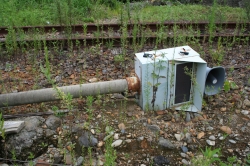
[0, 1, 247, 27]
[0, 0, 94, 26]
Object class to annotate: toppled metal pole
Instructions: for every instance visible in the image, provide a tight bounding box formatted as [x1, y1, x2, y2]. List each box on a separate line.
[0, 77, 140, 107]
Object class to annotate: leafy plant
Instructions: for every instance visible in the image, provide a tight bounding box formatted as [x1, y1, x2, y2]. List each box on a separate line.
[114, 54, 125, 63]
[11, 149, 17, 166]
[210, 37, 225, 65]
[191, 147, 221, 166]
[245, 154, 250, 165]
[104, 137, 117, 166]
[0, 112, 5, 139]
[28, 152, 35, 166]
[224, 80, 231, 92]
[242, 0, 250, 21]
[40, 44, 73, 110]
[85, 95, 94, 119]
[224, 80, 238, 92]
[220, 156, 239, 166]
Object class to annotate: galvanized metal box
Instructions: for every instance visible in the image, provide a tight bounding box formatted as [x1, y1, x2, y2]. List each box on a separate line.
[135, 46, 207, 112]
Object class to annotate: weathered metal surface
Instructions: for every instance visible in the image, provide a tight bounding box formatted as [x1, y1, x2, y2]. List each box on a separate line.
[126, 76, 140, 92]
[0, 22, 249, 35]
[0, 79, 129, 107]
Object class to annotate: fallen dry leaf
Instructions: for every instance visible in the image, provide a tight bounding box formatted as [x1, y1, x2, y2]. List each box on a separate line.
[118, 123, 125, 130]
[220, 126, 232, 134]
[141, 138, 148, 149]
[197, 131, 205, 139]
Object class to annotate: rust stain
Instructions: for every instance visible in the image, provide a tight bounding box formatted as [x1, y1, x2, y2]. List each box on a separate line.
[126, 76, 140, 92]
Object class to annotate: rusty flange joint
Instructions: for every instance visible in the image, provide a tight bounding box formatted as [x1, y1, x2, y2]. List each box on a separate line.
[126, 76, 140, 92]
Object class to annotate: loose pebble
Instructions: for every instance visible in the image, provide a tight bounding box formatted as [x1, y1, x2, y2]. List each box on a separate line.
[111, 140, 123, 147]
[209, 135, 216, 141]
[229, 139, 236, 144]
[206, 140, 215, 146]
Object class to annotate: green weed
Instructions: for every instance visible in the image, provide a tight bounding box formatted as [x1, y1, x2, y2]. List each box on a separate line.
[0, 112, 5, 139]
[191, 147, 221, 166]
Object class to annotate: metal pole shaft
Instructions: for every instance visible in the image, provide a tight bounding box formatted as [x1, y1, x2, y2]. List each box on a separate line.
[0, 79, 129, 107]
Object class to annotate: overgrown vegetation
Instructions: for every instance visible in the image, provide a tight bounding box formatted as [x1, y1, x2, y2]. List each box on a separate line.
[0, 0, 248, 27]
[0, 0, 249, 165]
[191, 147, 243, 166]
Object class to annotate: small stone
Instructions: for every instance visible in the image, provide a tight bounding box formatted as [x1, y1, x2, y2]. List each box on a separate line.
[182, 159, 190, 165]
[90, 129, 95, 135]
[89, 78, 98, 83]
[213, 154, 219, 158]
[220, 107, 227, 112]
[227, 149, 233, 153]
[231, 59, 236, 64]
[36, 159, 50, 166]
[111, 140, 123, 147]
[78, 131, 98, 147]
[229, 139, 236, 144]
[98, 159, 104, 166]
[220, 126, 232, 134]
[125, 139, 131, 143]
[197, 132, 205, 139]
[206, 126, 214, 131]
[219, 136, 225, 140]
[98, 141, 104, 147]
[158, 137, 175, 149]
[235, 109, 241, 114]
[186, 112, 191, 122]
[163, 114, 172, 121]
[97, 114, 101, 118]
[180, 152, 188, 158]
[243, 99, 250, 107]
[65, 154, 73, 165]
[118, 123, 125, 130]
[241, 126, 247, 132]
[206, 140, 215, 146]
[147, 124, 160, 132]
[181, 146, 188, 153]
[121, 129, 126, 134]
[185, 133, 192, 143]
[241, 110, 249, 115]
[126, 134, 132, 138]
[137, 136, 144, 141]
[175, 133, 183, 141]
[75, 156, 84, 166]
[209, 135, 216, 141]
[153, 156, 170, 165]
[147, 118, 151, 124]
[114, 133, 119, 140]
[113, 93, 124, 99]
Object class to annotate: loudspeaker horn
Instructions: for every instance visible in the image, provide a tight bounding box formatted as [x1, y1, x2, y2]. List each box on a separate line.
[205, 66, 225, 95]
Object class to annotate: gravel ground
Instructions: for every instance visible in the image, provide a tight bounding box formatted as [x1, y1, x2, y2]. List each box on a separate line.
[0, 42, 250, 165]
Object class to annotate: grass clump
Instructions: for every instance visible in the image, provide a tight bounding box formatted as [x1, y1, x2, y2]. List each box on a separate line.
[104, 133, 117, 165]
[192, 147, 242, 166]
